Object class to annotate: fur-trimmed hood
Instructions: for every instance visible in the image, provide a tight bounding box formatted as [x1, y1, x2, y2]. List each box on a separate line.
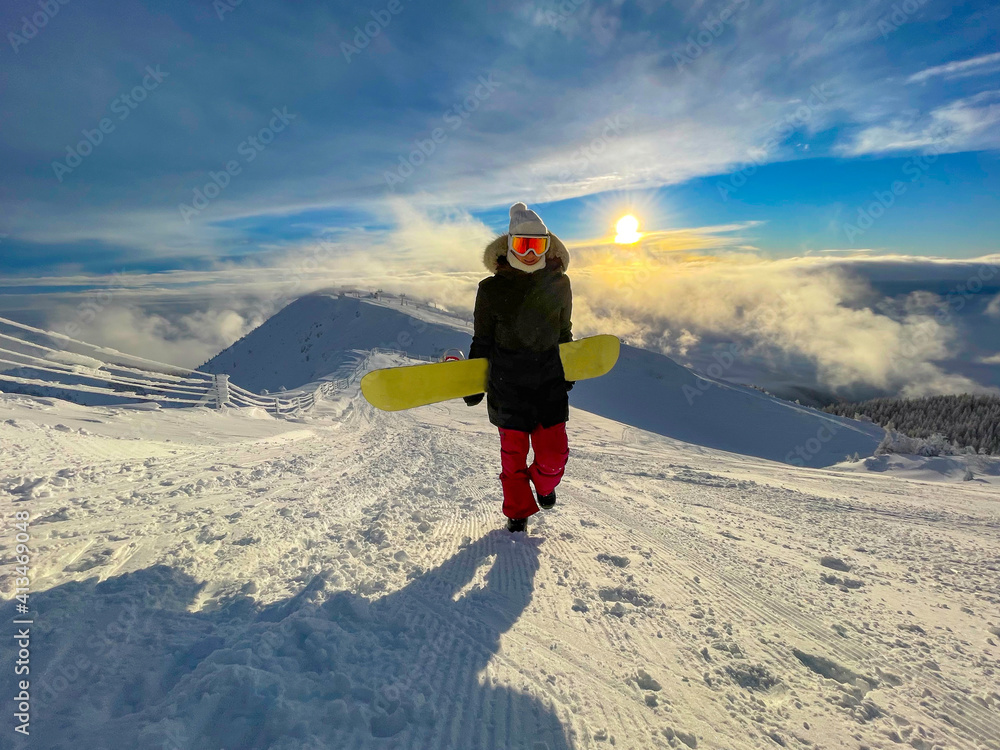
[482, 233, 570, 274]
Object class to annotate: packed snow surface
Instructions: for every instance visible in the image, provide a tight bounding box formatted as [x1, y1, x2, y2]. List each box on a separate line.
[2, 368, 999, 750]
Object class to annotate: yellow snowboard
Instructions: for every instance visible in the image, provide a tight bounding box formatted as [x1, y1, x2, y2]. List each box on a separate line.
[361, 334, 620, 412]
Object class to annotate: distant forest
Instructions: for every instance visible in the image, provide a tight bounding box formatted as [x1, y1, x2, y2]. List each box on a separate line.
[823, 394, 1000, 455]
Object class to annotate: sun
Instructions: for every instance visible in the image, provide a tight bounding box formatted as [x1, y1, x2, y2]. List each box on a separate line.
[614, 214, 641, 244]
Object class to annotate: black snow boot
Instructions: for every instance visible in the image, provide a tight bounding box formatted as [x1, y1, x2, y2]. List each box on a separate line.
[537, 490, 556, 510]
[506, 517, 527, 533]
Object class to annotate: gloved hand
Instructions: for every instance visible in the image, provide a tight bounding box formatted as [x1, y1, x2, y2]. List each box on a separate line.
[464, 393, 484, 406]
[565, 381, 576, 392]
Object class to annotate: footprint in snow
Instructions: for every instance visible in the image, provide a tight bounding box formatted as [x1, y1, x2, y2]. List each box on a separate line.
[596, 553, 630, 569]
[820, 556, 852, 572]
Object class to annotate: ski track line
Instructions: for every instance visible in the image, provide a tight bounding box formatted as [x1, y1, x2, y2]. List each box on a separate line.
[620, 484, 972, 668]
[720, 497, 1000, 750]
[432, 422, 732, 745]
[574, 467, 1000, 750]
[537, 530, 647, 672]
[446, 524, 592, 747]
[8, 393, 998, 750]
[516, 521, 682, 743]
[382, 518, 537, 750]
[543, 508, 747, 745]
[577, 464, 928, 668]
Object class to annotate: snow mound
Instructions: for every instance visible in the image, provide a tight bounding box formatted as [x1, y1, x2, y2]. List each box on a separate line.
[200, 293, 472, 394]
[835, 451, 1000, 483]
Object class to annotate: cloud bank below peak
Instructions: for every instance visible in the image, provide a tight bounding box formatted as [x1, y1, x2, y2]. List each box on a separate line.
[5, 205, 996, 402]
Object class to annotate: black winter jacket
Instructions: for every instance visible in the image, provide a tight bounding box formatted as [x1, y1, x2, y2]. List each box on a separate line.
[467, 235, 573, 431]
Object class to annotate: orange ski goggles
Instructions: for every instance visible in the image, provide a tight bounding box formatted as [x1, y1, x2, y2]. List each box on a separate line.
[509, 234, 550, 256]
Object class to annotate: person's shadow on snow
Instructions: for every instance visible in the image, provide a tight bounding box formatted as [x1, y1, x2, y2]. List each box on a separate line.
[8, 531, 572, 750]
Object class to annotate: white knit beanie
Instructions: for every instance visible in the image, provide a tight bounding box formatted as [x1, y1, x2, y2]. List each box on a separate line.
[506, 202, 548, 274]
[508, 202, 547, 236]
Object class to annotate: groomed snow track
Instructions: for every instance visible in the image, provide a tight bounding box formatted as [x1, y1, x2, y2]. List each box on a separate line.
[1, 381, 998, 750]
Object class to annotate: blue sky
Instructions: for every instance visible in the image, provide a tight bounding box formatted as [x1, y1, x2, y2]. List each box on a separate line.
[1, 0, 998, 275]
[2, 0, 1000, 401]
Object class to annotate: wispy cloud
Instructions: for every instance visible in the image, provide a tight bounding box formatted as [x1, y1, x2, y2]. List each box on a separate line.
[906, 52, 1000, 84]
[0, 0, 996, 303]
[43, 304, 261, 368]
[838, 90, 1000, 156]
[566, 221, 764, 254]
[2, 0, 994, 265]
[568, 245, 985, 397]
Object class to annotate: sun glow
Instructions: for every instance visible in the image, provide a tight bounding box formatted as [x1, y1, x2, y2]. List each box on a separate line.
[614, 214, 641, 244]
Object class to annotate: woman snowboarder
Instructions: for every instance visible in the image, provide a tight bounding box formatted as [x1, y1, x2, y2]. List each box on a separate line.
[465, 203, 573, 532]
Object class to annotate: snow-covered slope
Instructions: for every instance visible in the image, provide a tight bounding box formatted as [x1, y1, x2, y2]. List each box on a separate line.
[200, 292, 474, 394]
[571, 344, 882, 468]
[2, 378, 998, 750]
[833, 451, 1000, 483]
[204, 293, 881, 467]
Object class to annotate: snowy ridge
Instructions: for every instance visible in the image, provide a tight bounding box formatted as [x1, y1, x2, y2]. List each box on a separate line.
[1, 379, 999, 749]
[204, 293, 883, 467]
[570, 343, 884, 468]
[200, 292, 473, 395]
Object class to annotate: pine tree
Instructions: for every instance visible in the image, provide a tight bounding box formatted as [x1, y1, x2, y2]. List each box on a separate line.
[823, 394, 1000, 455]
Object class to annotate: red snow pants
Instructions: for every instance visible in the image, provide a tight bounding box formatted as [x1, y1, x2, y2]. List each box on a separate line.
[497, 422, 568, 519]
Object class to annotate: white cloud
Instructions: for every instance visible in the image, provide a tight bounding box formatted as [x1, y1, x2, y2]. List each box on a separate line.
[986, 293, 1000, 318]
[906, 52, 1000, 84]
[566, 247, 978, 395]
[44, 304, 265, 369]
[0, 2, 859, 256]
[1, 0, 997, 270]
[11, 203, 992, 398]
[838, 90, 1000, 156]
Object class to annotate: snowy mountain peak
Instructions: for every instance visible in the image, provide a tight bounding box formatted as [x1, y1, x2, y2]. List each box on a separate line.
[201, 292, 883, 467]
[200, 292, 473, 393]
